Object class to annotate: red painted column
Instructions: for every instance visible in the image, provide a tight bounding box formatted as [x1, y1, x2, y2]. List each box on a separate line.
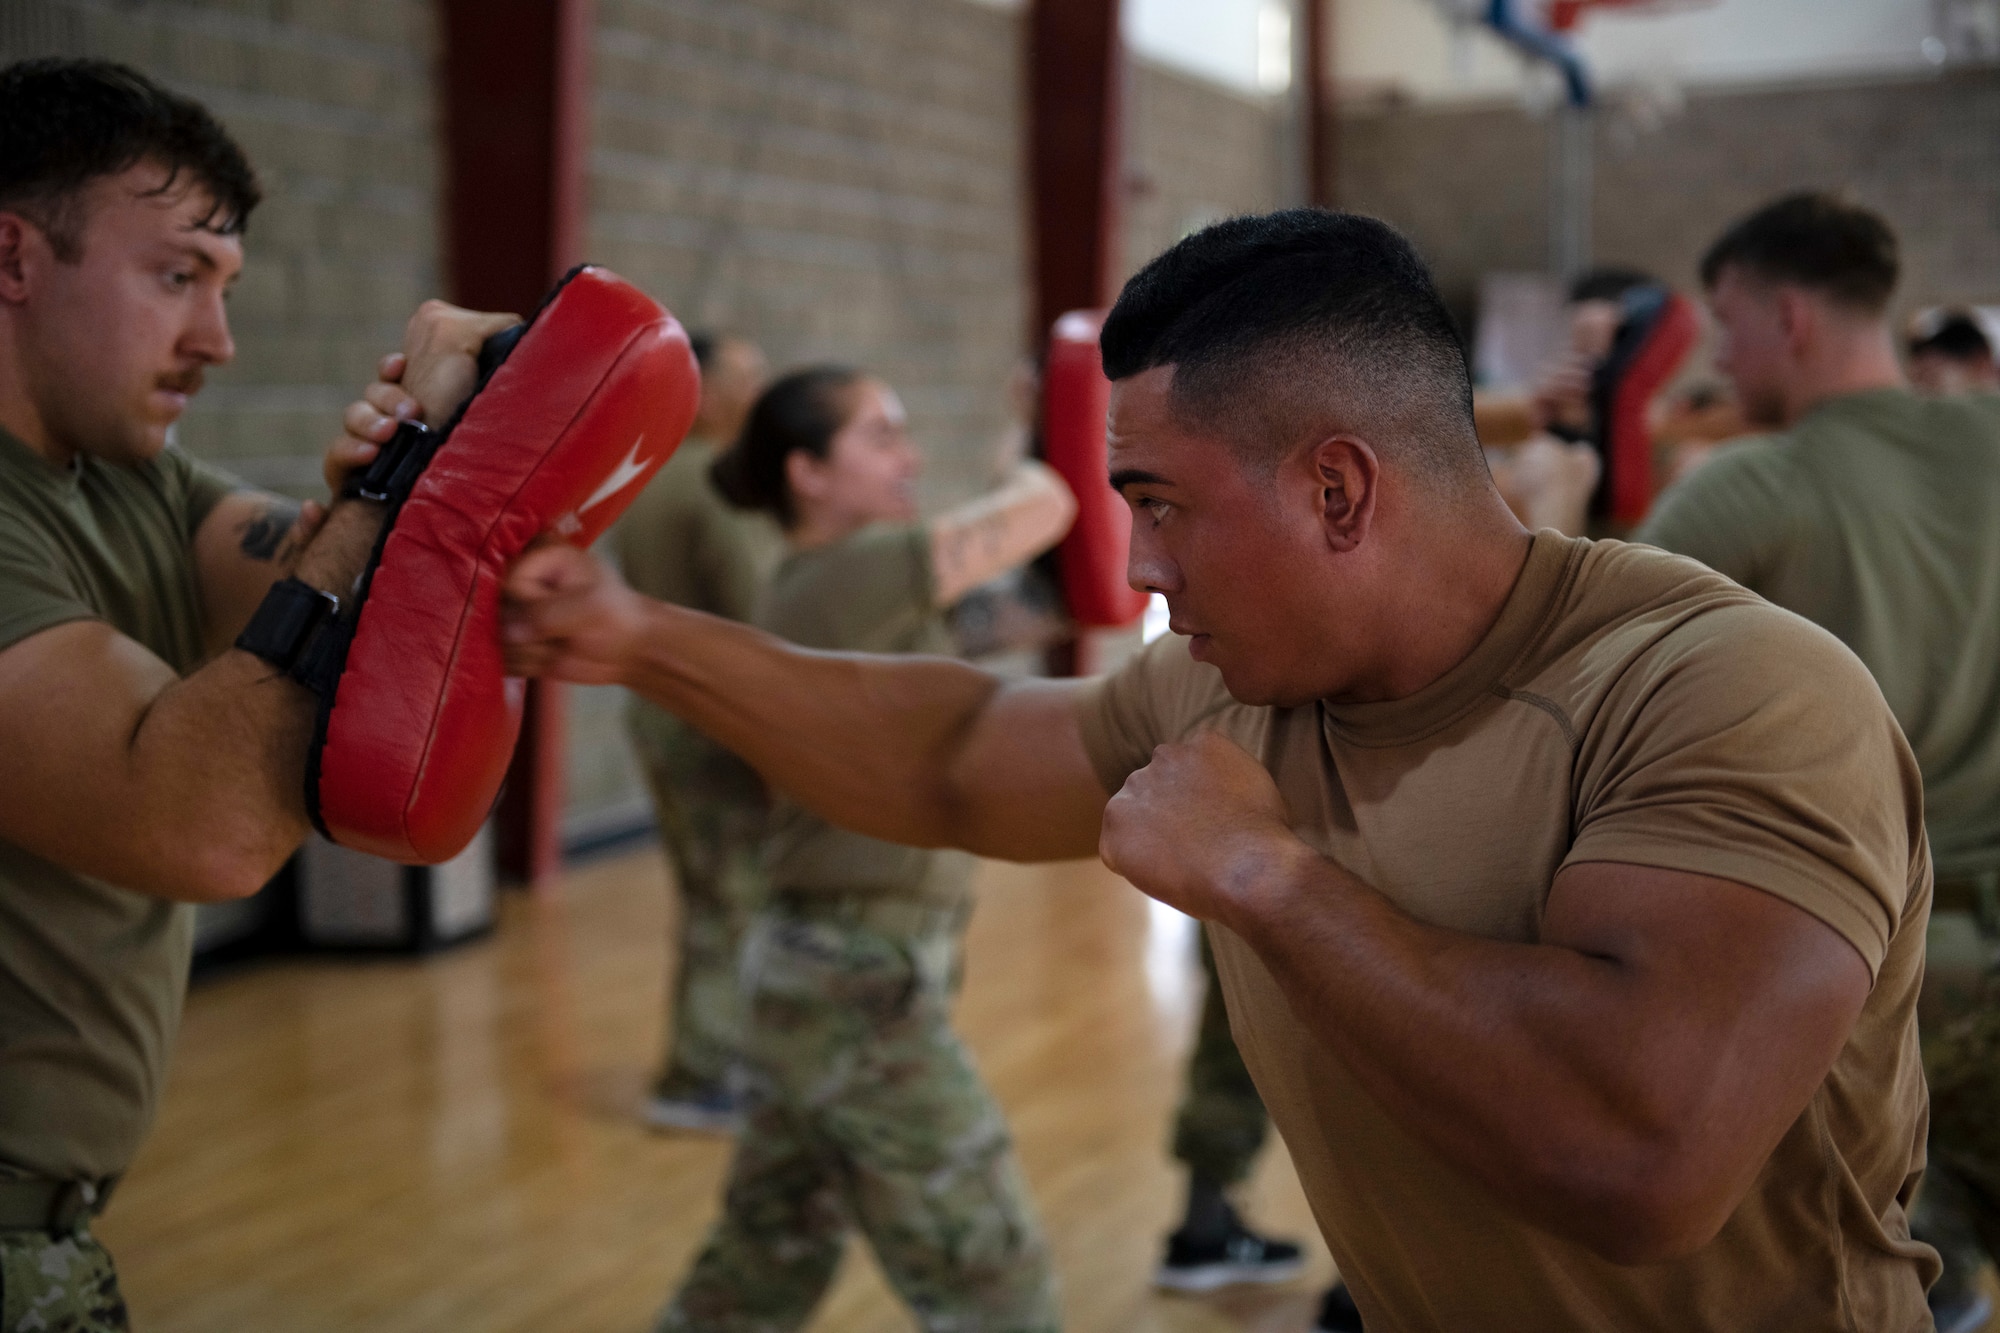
[1304, 0, 1338, 208]
[439, 0, 594, 889]
[1026, 0, 1124, 344]
[1028, 0, 1125, 677]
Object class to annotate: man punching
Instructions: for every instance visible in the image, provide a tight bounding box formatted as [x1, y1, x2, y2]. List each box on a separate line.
[440, 209, 1930, 1330]
[0, 59, 507, 1326]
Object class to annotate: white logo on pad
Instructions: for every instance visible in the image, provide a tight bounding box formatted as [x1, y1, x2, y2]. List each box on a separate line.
[577, 435, 652, 516]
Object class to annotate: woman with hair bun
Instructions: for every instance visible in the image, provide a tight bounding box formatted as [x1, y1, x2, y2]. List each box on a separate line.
[662, 367, 1075, 1331]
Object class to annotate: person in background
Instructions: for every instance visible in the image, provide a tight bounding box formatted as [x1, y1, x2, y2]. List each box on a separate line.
[615, 330, 779, 1134]
[1638, 191, 2000, 1333]
[1907, 309, 2000, 396]
[664, 366, 1075, 1329]
[1479, 267, 1660, 536]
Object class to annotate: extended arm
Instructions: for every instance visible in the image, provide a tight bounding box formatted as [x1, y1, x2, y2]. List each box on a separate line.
[1100, 731, 1871, 1265]
[503, 542, 1109, 862]
[928, 459, 1076, 605]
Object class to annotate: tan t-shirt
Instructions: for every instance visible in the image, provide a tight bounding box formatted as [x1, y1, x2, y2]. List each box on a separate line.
[1078, 532, 1933, 1332]
[1638, 389, 2000, 880]
[756, 524, 975, 907]
[0, 427, 236, 1183]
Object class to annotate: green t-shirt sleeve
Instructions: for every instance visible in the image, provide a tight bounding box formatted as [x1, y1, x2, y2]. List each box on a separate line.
[1633, 440, 1802, 594]
[157, 446, 243, 541]
[0, 524, 96, 653]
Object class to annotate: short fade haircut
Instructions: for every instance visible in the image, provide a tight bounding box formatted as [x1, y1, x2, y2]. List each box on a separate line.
[1100, 208, 1482, 487]
[1699, 192, 1899, 315]
[0, 57, 260, 262]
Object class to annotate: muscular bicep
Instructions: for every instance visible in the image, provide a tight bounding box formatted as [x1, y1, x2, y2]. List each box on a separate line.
[942, 677, 1109, 861]
[193, 489, 311, 655]
[1544, 861, 1872, 1227]
[0, 620, 180, 885]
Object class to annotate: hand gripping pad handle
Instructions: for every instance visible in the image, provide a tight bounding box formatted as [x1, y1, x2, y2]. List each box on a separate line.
[309, 266, 701, 863]
[1042, 309, 1148, 629]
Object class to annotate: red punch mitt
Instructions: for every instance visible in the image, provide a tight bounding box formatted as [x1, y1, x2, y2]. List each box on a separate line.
[236, 266, 699, 863]
[1589, 286, 1699, 526]
[1043, 309, 1148, 629]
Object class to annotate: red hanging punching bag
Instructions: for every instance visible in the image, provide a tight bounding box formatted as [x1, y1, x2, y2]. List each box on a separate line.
[1043, 309, 1148, 629]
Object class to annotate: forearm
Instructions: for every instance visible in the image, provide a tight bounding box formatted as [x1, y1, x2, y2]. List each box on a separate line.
[1223, 844, 1719, 1259]
[931, 460, 1076, 604]
[619, 599, 1005, 848]
[125, 499, 386, 899]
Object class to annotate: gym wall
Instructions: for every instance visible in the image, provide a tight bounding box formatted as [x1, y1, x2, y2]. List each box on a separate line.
[0, 0, 1291, 849]
[1338, 69, 2000, 332]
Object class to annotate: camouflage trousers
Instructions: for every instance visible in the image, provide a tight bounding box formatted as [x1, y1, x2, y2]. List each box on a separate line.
[632, 708, 772, 1098]
[1172, 932, 1269, 1189]
[658, 897, 1060, 1332]
[1917, 900, 2000, 1306]
[0, 1228, 127, 1333]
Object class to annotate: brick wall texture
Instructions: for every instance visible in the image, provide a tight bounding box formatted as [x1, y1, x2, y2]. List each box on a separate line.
[0, 1, 1269, 839]
[1124, 57, 1288, 284]
[1338, 71, 2000, 329]
[1, 0, 443, 495]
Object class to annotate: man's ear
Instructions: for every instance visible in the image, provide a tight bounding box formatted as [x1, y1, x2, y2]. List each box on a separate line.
[0, 213, 39, 305]
[1776, 286, 1818, 361]
[1307, 435, 1379, 553]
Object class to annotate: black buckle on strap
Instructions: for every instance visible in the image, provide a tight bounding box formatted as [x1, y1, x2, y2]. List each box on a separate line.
[342, 419, 439, 504]
[236, 577, 342, 684]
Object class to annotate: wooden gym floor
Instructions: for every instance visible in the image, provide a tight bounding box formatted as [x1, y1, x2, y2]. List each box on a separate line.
[96, 849, 1335, 1331]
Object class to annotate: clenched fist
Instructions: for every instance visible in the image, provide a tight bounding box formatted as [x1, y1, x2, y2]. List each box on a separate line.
[502, 541, 652, 685]
[1098, 729, 1307, 928]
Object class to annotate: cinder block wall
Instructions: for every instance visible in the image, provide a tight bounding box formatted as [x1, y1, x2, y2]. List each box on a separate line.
[0, 0, 444, 495]
[1338, 71, 2000, 329]
[590, 0, 1027, 512]
[1124, 58, 1288, 281]
[0, 2, 1295, 847]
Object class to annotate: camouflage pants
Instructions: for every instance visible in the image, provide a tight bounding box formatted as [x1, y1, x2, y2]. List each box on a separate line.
[632, 708, 772, 1098]
[0, 1229, 127, 1333]
[659, 899, 1060, 1332]
[1172, 932, 1269, 1189]
[1918, 918, 2000, 1306]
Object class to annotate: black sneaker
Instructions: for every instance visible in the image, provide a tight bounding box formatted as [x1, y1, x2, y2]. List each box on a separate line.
[1154, 1221, 1306, 1293]
[1315, 1282, 1365, 1331]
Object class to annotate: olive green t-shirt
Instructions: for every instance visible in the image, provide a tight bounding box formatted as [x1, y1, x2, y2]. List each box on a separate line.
[0, 427, 236, 1183]
[617, 438, 783, 766]
[1638, 389, 2000, 880]
[755, 524, 974, 906]
[1078, 533, 1933, 1332]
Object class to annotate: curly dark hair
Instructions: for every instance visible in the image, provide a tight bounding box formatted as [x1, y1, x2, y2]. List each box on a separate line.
[0, 57, 260, 260]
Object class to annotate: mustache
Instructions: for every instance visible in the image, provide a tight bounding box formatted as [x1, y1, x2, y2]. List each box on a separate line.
[157, 367, 205, 396]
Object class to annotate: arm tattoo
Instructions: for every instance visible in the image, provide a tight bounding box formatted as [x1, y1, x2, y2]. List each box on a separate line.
[238, 500, 304, 562]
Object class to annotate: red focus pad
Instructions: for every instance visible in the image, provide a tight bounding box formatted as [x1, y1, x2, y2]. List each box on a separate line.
[1043, 309, 1147, 629]
[314, 266, 700, 863]
[1604, 291, 1699, 526]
